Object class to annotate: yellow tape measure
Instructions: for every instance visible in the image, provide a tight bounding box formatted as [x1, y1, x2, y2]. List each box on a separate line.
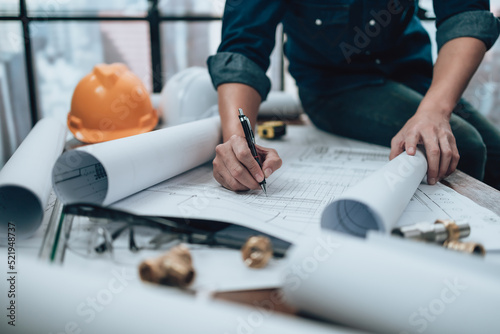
[258, 121, 287, 139]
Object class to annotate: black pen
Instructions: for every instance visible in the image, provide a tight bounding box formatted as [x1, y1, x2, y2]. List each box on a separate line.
[238, 108, 267, 195]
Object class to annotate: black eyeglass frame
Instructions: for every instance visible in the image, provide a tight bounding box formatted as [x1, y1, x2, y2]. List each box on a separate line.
[62, 202, 291, 258]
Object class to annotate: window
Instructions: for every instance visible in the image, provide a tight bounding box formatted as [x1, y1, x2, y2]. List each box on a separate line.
[0, 21, 31, 165]
[0, 0, 287, 127]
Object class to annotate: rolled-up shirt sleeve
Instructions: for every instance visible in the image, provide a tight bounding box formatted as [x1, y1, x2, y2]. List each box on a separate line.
[434, 1, 500, 51]
[207, 52, 272, 101]
[207, 1, 286, 101]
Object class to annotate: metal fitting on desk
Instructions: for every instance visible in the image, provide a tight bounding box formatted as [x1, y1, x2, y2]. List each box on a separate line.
[435, 219, 469, 242]
[241, 236, 273, 269]
[392, 219, 486, 256]
[139, 244, 195, 288]
[443, 240, 486, 256]
[391, 219, 470, 243]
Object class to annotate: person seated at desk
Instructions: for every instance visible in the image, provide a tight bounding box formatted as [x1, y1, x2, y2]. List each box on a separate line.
[207, 0, 500, 191]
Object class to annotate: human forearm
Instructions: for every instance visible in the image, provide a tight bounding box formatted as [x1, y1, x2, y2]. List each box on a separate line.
[213, 82, 281, 192]
[390, 37, 487, 183]
[217, 83, 262, 142]
[417, 37, 486, 117]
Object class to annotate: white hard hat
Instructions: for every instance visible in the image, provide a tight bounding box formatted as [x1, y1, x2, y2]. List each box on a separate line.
[159, 67, 218, 126]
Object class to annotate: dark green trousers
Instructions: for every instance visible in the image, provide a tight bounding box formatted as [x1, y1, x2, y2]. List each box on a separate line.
[299, 80, 500, 190]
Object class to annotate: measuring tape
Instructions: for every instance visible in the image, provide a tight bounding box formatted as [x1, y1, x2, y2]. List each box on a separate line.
[257, 121, 287, 139]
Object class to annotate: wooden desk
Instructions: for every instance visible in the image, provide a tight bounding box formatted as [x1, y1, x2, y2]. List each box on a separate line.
[441, 170, 500, 216]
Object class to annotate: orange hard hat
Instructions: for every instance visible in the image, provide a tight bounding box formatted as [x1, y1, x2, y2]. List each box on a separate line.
[68, 63, 158, 143]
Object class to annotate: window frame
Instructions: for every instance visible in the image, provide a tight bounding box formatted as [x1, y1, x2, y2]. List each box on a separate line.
[0, 0, 226, 126]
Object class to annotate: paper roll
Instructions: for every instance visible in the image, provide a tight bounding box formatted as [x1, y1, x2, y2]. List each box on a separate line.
[0, 118, 66, 239]
[0, 256, 355, 334]
[259, 91, 303, 118]
[282, 231, 500, 334]
[321, 150, 427, 237]
[52, 116, 221, 206]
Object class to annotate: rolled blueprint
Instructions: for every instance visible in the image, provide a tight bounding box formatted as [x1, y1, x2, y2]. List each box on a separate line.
[0, 256, 361, 334]
[282, 230, 500, 334]
[52, 116, 221, 206]
[321, 150, 427, 237]
[0, 118, 66, 239]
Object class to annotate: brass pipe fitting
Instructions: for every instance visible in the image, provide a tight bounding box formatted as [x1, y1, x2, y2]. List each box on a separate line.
[241, 236, 273, 269]
[139, 244, 195, 288]
[443, 240, 486, 256]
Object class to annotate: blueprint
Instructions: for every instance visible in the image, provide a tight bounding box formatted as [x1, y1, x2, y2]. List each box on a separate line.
[52, 116, 221, 205]
[111, 125, 500, 249]
[0, 118, 66, 239]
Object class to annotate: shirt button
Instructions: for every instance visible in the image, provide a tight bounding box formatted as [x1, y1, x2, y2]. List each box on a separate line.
[315, 19, 322, 26]
[375, 59, 381, 65]
[369, 19, 376, 26]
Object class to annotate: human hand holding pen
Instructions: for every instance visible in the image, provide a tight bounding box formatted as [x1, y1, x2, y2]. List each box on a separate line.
[213, 83, 282, 192]
[213, 134, 282, 192]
